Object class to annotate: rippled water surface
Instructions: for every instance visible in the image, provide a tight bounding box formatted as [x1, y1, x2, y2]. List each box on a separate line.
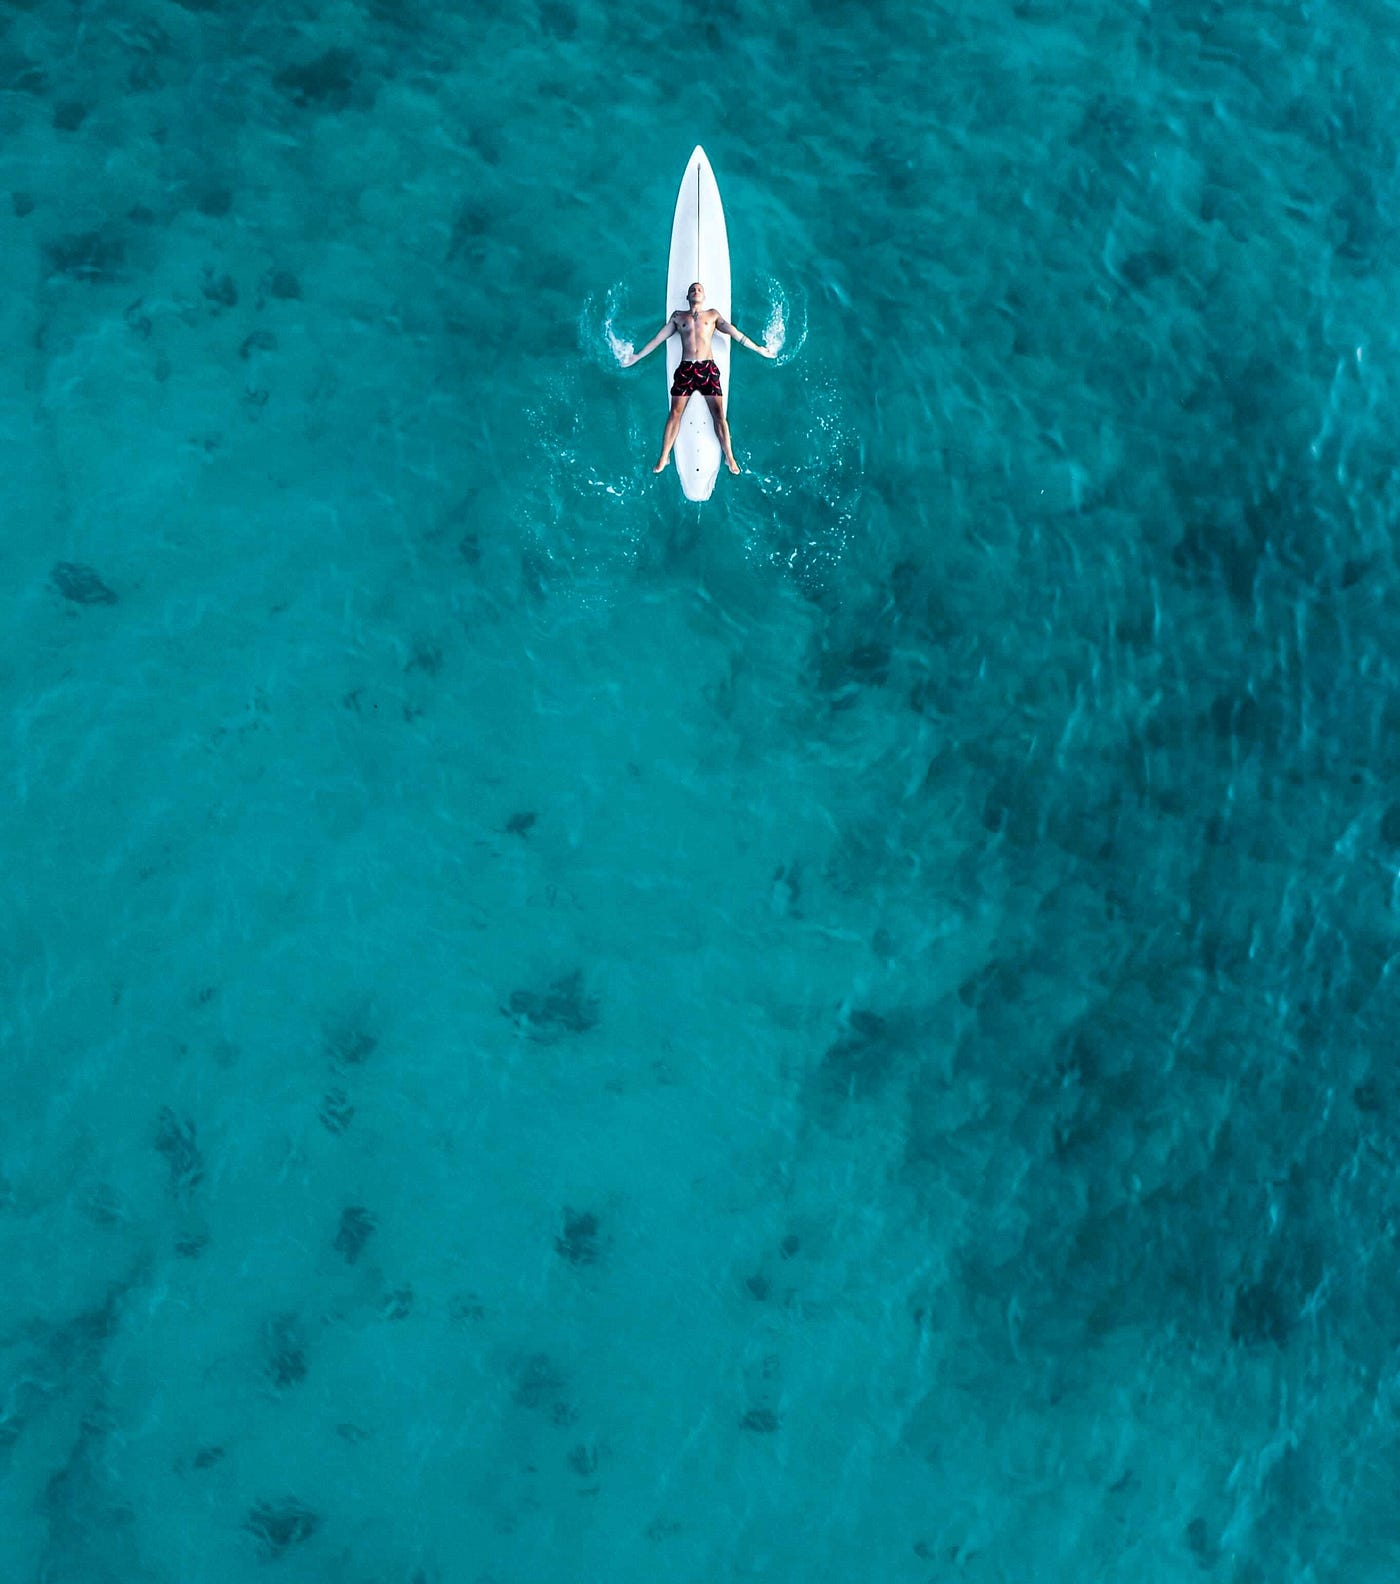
[4, 1, 1400, 1580]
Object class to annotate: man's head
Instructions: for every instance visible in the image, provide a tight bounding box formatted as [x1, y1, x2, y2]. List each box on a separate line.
[687, 282, 705, 306]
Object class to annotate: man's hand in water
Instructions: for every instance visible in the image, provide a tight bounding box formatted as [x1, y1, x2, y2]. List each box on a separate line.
[760, 346, 777, 358]
[620, 350, 637, 367]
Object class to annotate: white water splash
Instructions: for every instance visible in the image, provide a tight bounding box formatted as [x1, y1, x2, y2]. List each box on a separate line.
[605, 322, 635, 367]
[580, 284, 637, 367]
[764, 296, 786, 357]
[757, 276, 805, 362]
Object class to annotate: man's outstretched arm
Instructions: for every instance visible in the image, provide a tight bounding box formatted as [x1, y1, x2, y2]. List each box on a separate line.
[623, 318, 676, 367]
[717, 316, 777, 358]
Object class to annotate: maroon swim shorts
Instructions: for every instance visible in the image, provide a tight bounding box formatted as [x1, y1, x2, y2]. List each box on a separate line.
[671, 359, 722, 398]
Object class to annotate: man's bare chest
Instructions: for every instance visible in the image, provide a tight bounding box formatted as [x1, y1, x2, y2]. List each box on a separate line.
[676, 311, 717, 339]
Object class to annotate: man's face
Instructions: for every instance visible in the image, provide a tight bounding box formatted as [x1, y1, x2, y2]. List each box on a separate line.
[687, 283, 705, 306]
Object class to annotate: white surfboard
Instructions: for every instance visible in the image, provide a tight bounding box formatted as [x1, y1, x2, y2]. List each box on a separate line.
[666, 145, 731, 501]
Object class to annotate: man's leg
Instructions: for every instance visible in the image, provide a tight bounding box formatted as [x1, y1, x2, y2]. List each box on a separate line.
[704, 394, 739, 473]
[654, 392, 691, 472]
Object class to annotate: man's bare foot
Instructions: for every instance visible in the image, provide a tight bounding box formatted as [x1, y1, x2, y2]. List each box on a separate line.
[653, 456, 670, 473]
[726, 457, 740, 474]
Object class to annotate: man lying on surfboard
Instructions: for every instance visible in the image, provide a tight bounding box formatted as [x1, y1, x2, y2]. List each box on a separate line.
[623, 282, 775, 475]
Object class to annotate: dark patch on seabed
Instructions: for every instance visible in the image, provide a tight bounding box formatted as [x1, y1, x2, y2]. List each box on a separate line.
[51, 562, 117, 605]
[244, 1497, 321, 1560]
[505, 968, 600, 1039]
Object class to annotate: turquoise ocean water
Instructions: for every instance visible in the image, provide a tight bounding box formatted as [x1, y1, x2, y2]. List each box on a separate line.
[4, 0, 1400, 1579]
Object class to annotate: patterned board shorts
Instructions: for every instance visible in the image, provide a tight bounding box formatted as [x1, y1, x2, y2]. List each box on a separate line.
[671, 359, 722, 398]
